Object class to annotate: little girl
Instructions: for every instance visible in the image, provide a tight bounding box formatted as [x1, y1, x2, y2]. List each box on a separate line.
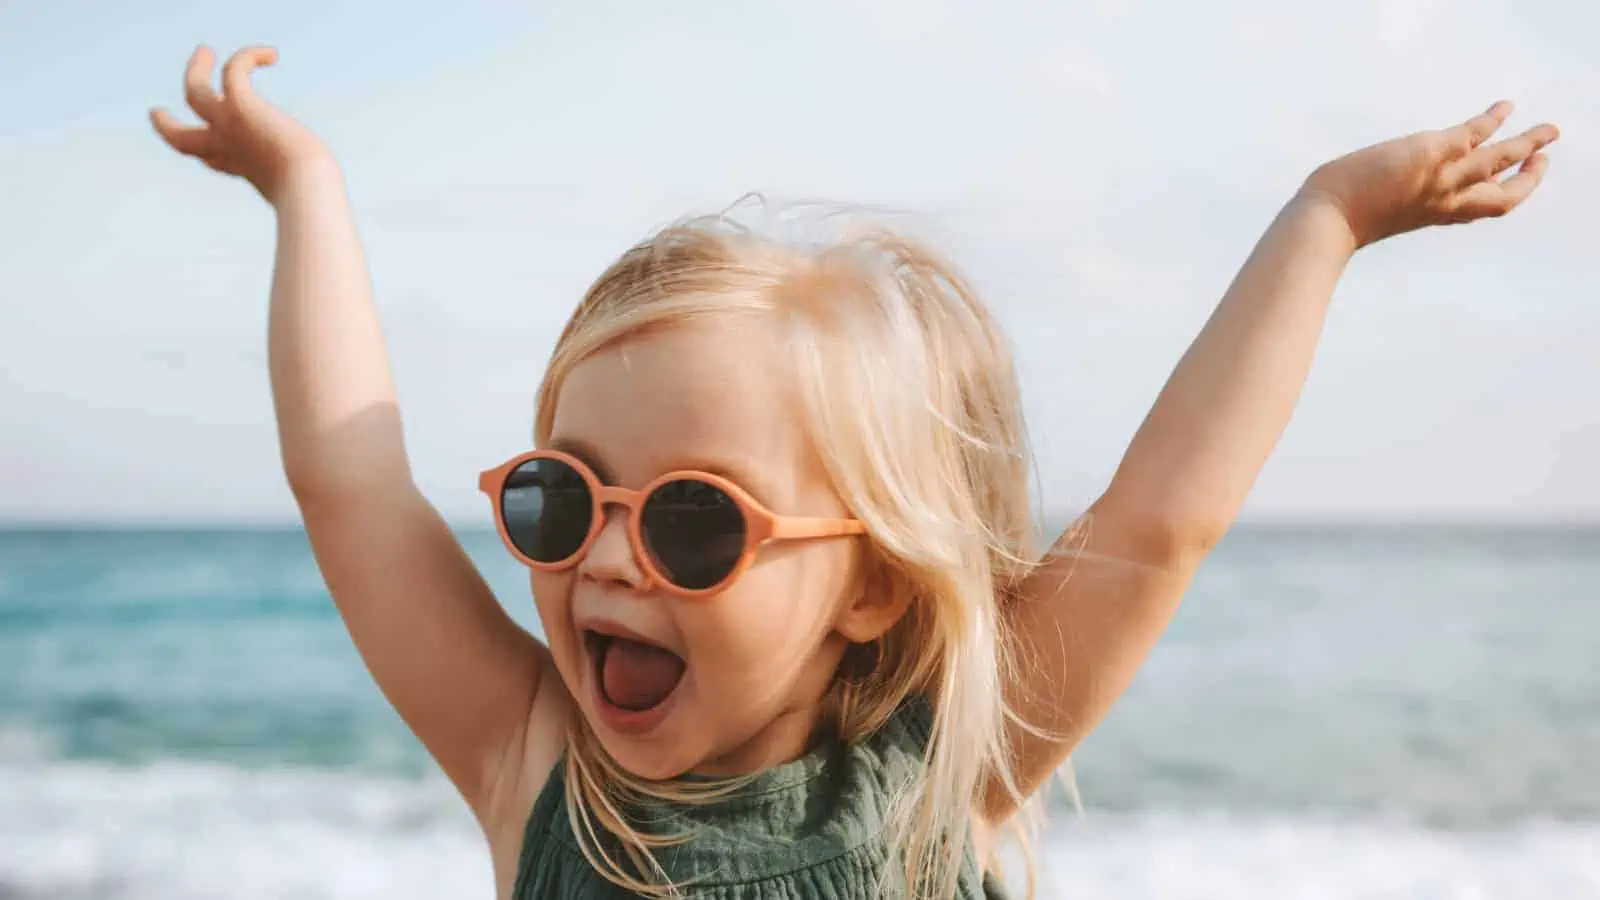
[152, 45, 1558, 899]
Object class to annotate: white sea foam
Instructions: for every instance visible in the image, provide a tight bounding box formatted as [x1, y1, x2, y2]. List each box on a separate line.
[3, 762, 1597, 899]
[0, 762, 490, 900]
[1026, 813, 1600, 899]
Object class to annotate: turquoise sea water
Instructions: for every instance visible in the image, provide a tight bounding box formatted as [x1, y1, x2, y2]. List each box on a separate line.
[1, 524, 1597, 897]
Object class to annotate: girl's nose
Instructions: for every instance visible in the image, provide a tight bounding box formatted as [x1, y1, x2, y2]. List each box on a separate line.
[576, 505, 654, 593]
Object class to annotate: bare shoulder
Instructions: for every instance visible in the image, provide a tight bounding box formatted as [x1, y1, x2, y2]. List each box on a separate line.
[481, 663, 575, 899]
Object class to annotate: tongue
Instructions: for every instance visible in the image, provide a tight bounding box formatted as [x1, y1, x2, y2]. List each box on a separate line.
[601, 638, 685, 712]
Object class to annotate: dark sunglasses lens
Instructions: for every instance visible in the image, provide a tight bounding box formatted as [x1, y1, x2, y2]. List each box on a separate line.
[501, 458, 593, 564]
[641, 479, 747, 590]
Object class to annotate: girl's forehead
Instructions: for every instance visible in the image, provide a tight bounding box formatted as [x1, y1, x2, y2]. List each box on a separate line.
[546, 321, 817, 495]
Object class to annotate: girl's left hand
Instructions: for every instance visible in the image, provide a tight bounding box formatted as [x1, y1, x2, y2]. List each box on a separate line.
[1302, 100, 1560, 249]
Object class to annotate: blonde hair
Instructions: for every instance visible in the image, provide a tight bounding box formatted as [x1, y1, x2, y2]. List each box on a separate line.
[533, 199, 1055, 899]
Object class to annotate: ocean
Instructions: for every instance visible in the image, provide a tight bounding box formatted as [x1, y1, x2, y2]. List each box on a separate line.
[0, 524, 1596, 898]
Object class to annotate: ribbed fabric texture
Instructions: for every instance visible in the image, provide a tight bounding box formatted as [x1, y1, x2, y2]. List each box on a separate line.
[512, 696, 1007, 899]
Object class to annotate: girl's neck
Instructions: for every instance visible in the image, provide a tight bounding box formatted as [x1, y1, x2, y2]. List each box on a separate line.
[689, 698, 832, 778]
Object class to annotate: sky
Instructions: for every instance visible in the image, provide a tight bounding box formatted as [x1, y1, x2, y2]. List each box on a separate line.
[1, 0, 1596, 525]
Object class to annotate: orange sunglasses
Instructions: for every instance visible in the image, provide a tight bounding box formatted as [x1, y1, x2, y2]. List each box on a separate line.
[479, 449, 866, 597]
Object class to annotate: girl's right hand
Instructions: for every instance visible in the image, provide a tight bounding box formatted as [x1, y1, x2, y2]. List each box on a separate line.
[151, 45, 333, 203]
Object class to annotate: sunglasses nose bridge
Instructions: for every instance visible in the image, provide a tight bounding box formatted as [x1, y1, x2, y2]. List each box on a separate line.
[586, 485, 657, 591]
[588, 487, 642, 543]
[592, 485, 642, 511]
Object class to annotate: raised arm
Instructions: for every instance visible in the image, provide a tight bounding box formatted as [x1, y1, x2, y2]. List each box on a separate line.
[151, 47, 556, 822]
[987, 102, 1559, 819]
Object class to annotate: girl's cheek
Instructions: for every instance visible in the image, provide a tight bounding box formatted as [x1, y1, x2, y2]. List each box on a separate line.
[707, 599, 829, 675]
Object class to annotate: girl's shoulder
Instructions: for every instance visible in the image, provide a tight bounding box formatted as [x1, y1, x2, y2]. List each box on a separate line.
[485, 669, 575, 899]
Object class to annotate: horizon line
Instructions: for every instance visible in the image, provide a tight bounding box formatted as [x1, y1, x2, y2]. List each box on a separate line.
[3, 513, 1599, 532]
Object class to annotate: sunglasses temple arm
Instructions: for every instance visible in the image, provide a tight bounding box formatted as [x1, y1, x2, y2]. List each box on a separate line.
[769, 517, 868, 540]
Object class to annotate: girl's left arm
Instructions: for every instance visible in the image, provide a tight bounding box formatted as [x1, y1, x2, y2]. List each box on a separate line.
[986, 101, 1559, 821]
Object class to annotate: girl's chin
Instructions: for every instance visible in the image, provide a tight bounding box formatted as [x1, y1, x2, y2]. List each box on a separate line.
[582, 706, 702, 781]
[596, 739, 702, 783]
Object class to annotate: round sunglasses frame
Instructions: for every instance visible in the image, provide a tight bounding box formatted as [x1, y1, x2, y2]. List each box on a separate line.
[478, 449, 866, 598]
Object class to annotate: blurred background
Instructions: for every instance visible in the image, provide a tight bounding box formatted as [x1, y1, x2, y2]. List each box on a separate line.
[2, 1, 1596, 897]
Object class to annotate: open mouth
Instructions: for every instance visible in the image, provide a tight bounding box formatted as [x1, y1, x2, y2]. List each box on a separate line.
[584, 630, 686, 714]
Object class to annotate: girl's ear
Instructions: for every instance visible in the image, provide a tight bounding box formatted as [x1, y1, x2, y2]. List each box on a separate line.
[833, 551, 913, 644]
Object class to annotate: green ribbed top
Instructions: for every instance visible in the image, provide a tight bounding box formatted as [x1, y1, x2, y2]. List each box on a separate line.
[512, 697, 1008, 899]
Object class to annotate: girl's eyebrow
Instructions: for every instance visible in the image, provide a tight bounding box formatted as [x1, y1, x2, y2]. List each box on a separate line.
[660, 454, 771, 501]
[550, 434, 773, 502]
[546, 435, 613, 484]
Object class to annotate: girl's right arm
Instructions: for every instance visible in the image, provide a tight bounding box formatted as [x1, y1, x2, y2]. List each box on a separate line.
[152, 47, 563, 828]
